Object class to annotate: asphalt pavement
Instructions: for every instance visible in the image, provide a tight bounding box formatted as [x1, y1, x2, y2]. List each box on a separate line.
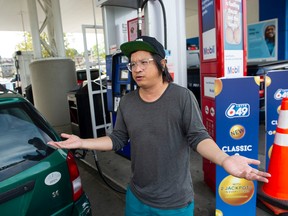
[77, 159, 126, 216]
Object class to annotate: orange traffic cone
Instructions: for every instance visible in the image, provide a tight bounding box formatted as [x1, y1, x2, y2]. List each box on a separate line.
[258, 97, 288, 215]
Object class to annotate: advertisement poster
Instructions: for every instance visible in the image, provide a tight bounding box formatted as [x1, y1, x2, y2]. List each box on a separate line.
[215, 77, 259, 216]
[223, 0, 244, 78]
[247, 19, 278, 62]
[127, 17, 145, 41]
[265, 70, 288, 170]
[201, 0, 216, 60]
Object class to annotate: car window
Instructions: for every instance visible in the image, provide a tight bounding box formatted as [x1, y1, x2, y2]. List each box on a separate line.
[0, 103, 56, 181]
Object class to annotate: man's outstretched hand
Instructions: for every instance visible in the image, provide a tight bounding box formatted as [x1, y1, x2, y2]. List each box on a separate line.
[48, 133, 83, 149]
[221, 155, 271, 183]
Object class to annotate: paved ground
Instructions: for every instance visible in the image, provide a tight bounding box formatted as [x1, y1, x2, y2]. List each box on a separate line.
[77, 160, 126, 216]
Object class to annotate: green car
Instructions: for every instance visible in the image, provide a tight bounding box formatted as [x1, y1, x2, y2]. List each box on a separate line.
[0, 85, 92, 216]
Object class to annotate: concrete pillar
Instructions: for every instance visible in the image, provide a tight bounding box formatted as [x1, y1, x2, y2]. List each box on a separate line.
[26, 0, 42, 58]
[50, 0, 66, 57]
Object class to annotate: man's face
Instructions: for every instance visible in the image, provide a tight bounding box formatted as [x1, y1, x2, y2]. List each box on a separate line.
[130, 50, 162, 88]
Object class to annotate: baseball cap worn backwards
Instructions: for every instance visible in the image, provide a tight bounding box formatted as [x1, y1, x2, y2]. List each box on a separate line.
[120, 36, 165, 59]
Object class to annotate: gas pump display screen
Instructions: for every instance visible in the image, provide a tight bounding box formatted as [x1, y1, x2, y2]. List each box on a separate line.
[120, 69, 129, 80]
[121, 56, 129, 63]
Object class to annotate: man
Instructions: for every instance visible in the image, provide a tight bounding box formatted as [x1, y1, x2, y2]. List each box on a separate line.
[48, 36, 270, 216]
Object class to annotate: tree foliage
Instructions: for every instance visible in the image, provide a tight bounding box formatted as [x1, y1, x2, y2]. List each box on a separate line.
[91, 43, 106, 61]
[15, 32, 79, 59]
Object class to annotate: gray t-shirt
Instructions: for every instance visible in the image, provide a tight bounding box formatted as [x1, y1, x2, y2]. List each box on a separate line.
[109, 83, 211, 209]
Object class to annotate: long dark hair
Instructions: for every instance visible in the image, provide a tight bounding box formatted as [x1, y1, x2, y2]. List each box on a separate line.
[152, 54, 173, 83]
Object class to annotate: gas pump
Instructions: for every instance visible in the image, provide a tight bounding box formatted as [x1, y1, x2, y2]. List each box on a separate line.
[13, 51, 34, 97]
[106, 52, 136, 159]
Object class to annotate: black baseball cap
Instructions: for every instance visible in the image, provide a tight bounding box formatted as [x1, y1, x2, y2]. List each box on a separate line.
[120, 36, 166, 59]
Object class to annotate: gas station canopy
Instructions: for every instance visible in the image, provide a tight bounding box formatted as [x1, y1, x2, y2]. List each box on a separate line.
[0, 0, 196, 33]
[96, 0, 138, 8]
[0, 0, 102, 33]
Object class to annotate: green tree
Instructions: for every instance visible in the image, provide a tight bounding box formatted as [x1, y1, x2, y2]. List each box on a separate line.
[15, 32, 80, 59]
[91, 43, 106, 62]
[16, 32, 33, 52]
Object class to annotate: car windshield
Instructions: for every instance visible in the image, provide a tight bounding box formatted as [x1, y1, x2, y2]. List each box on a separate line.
[0, 103, 56, 178]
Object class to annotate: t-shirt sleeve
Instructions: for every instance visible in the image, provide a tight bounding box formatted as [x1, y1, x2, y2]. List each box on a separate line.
[183, 90, 212, 151]
[108, 101, 130, 151]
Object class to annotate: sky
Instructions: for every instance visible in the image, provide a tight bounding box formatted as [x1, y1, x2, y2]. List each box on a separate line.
[0, 31, 99, 59]
[0, 31, 24, 58]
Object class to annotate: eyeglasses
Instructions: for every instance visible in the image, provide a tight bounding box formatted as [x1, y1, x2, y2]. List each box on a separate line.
[126, 58, 154, 72]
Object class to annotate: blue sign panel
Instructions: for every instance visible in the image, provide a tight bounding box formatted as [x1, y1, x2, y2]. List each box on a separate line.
[202, 0, 215, 32]
[265, 70, 288, 170]
[215, 77, 259, 216]
[201, 0, 216, 60]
